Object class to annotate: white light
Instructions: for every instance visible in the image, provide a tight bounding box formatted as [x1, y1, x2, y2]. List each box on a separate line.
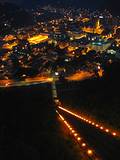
[65, 59, 69, 62]
[112, 132, 117, 136]
[99, 16, 103, 19]
[55, 72, 59, 76]
[98, 66, 101, 70]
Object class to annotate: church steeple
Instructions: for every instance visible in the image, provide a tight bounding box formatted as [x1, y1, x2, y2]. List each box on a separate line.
[96, 19, 101, 29]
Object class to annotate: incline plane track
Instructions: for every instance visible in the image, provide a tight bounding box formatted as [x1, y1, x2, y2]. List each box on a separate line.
[57, 104, 120, 160]
[51, 77, 120, 160]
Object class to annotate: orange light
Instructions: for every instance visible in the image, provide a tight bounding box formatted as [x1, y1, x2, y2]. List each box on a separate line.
[5, 83, 9, 87]
[58, 106, 118, 138]
[87, 149, 93, 155]
[77, 137, 81, 141]
[59, 115, 64, 121]
[112, 132, 117, 136]
[2, 41, 18, 50]
[105, 129, 109, 132]
[82, 143, 86, 147]
[100, 126, 103, 130]
[66, 70, 94, 81]
[74, 133, 77, 137]
[72, 130, 75, 133]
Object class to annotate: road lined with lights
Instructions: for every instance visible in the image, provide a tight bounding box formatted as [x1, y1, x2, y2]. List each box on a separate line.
[56, 110, 101, 160]
[0, 70, 96, 88]
[57, 104, 120, 160]
[58, 106, 118, 138]
[0, 76, 53, 88]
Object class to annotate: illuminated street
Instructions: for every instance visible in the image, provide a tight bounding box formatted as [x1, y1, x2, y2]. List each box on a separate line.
[0, 76, 53, 88]
[0, 70, 95, 87]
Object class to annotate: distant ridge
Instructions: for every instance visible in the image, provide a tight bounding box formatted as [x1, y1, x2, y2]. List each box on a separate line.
[0, 0, 120, 15]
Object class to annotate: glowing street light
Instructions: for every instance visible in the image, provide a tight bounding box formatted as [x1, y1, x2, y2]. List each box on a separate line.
[87, 149, 93, 155]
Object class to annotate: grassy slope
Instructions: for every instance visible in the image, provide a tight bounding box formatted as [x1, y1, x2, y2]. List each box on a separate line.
[0, 84, 82, 160]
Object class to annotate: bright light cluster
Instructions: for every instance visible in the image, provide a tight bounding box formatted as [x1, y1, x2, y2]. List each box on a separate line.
[27, 34, 48, 45]
[2, 42, 18, 50]
[56, 110, 101, 160]
[58, 106, 118, 138]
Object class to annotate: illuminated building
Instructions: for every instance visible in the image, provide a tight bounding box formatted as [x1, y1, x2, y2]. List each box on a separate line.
[2, 41, 18, 50]
[3, 35, 16, 42]
[81, 18, 90, 23]
[87, 38, 111, 53]
[82, 19, 104, 35]
[27, 34, 49, 45]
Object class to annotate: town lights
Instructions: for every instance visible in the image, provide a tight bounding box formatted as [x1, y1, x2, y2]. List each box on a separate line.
[87, 149, 93, 155]
[77, 137, 81, 141]
[81, 143, 86, 147]
[72, 130, 75, 133]
[96, 124, 99, 127]
[105, 129, 109, 133]
[112, 132, 117, 136]
[5, 83, 9, 87]
[100, 126, 103, 130]
[74, 133, 77, 137]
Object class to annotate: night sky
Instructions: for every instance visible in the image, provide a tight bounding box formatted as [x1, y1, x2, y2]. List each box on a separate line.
[0, 0, 120, 14]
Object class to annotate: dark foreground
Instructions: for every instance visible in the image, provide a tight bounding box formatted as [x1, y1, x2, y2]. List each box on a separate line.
[0, 84, 81, 160]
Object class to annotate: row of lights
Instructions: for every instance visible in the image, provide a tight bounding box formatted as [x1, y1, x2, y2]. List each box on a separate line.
[58, 106, 118, 138]
[56, 110, 101, 160]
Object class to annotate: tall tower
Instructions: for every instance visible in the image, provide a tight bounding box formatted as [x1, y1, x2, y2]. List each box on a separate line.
[94, 19, 103, 34]
[96, 19, 101, 29]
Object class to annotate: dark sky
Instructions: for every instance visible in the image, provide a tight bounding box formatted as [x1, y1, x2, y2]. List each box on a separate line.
[0, 0, 120, 14]
[0, 0, 117, 6]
